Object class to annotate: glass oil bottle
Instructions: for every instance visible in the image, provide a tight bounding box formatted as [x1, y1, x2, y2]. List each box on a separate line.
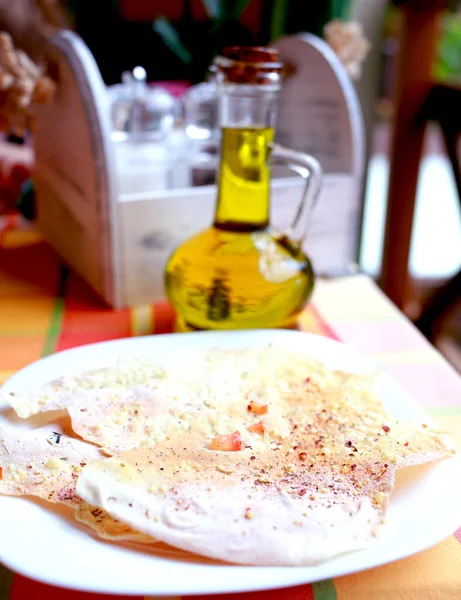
[164, 47, 323, 331]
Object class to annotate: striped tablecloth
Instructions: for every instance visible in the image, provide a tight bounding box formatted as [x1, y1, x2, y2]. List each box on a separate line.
[0, 219, 460, 600]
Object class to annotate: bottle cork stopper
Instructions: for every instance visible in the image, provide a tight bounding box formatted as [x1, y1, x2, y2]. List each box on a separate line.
[223, 46, 280, 65]
[213, 46, 283, 85]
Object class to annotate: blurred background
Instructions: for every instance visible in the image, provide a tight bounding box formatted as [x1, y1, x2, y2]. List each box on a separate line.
[0, 0, 460, 371]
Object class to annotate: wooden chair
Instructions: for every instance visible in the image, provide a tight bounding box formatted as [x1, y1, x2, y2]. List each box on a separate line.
[379, 0, 460, 343]
[413, 84, 461, 340]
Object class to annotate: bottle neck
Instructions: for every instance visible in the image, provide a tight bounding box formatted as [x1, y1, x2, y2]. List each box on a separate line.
[213, 85, 278, 232]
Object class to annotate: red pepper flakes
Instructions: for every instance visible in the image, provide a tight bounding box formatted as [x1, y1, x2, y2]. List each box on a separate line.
[382, 425, 391, 433]
[299, 488, 307, 496]
[298, 452, 307, 462]
[377, 467, 388, 479]
[247, 401, 268, 415]
[404, 442, 409, 447]
[305, 377, 311, 384]
[345, 440, 358, 452]
[0, 466, 2, 480]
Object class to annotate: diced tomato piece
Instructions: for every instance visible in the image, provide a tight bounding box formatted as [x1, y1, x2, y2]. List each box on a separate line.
[247, 421, 265, 435]
[247, 401, 268, 415]
[210, 431, 243, 451]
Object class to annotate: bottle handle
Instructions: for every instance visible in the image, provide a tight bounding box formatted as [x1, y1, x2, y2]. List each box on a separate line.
[270, 143, 323, 245]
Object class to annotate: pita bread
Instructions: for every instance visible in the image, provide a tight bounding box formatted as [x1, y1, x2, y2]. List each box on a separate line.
[0, 420, 101, 505]
[3, 358, 167, 419]
[74, 501, 157, 544]
[2, 349, 383, 455]
[76, 386, 455, 566]
[0, 420, 157, 543]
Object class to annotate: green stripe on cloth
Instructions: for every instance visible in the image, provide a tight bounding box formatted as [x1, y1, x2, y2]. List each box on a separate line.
[426, 406, 461, 416]
[312, 579, 337, 600]
[41, 266, 68, 358]
[41, 296, 65, 357]
[0, 564, 14, 600]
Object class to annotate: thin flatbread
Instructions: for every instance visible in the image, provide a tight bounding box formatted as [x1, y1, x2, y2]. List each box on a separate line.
[76, 392, 455, 566]
[2, 358, 168, 419]
[75, 501, 157, 544]
[0, 420, 101, 505]
[0, 422, 155, 544]
[2, 349, 383, 455]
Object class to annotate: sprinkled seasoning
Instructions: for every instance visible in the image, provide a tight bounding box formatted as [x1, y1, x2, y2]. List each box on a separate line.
[216, 465, 234, 474]
[45, 457, 64, 470]
[345, 441, 358, 452]
[373, 492, 388, 505]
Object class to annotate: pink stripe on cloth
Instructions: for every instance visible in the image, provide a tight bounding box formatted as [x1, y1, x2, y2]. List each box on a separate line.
[455, 527, 461, 544]
[310, 303, 341, 341]
[386, 362, 461, 407]
[330, 320, 434, 355]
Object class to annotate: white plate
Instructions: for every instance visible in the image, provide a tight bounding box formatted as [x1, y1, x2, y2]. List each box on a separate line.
[0, 330, 460, 596]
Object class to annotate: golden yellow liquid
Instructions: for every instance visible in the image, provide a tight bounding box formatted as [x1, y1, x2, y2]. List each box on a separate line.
[164, 126, 315, 331]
